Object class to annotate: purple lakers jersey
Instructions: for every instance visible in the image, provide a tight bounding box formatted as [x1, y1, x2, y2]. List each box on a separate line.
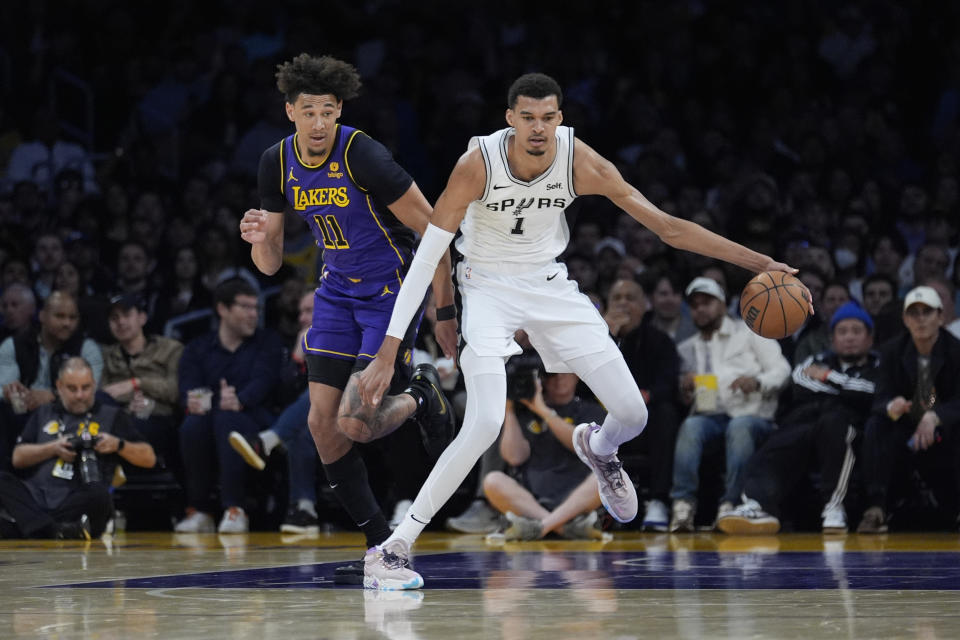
[278, 125, 415, 288]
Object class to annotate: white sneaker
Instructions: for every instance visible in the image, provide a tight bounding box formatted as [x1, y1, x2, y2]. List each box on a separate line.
[822, 504, 847, 534]
[389, 499, 413, 529]
[670, 499, 696, 532]
[642, 500, 669, 532]
[364, 539, 424, 591]
[174, 510, 215, 533]
[716, 498, 780, 535]
[217, 507, 249, 534]
[572, 423, 638, 523]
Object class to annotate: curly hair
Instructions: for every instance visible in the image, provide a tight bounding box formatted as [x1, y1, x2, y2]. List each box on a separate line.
[275, 54, 362, 104]
[507, 73, 562, 109]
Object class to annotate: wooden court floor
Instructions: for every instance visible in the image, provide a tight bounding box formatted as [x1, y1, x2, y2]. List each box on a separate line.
[2, 530, 960, 639]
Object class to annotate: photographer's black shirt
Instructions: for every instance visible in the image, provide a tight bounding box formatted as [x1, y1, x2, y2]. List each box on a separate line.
[516, 397, 606, 505]
[16, 401, 144, 510]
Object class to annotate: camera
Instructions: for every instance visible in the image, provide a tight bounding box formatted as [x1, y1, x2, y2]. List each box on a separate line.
[67, 432, 102, 485]
[506, 352, 543, 401]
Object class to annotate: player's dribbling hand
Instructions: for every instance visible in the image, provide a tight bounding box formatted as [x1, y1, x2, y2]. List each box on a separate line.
[357, 356, 393, 407]
[760, 259, 815, 315]
[239, 209, 269, 244]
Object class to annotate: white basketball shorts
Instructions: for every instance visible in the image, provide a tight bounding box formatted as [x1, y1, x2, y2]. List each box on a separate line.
[456, 259, 616, 373]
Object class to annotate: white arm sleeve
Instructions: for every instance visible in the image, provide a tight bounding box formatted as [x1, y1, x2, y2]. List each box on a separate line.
[386, 223, 456, 339]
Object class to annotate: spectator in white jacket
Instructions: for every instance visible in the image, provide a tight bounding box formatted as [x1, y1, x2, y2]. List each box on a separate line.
[669, 277, 791, 531]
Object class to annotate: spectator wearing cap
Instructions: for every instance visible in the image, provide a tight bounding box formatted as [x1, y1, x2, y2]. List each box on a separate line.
[718, 301, 880, 534]
[174, 278, 285, 534]
[0, 291, 103, 466]
[1, 283, 36, 342]
[100, 294, 184, 470]
[856, 286, 960, 533]
[669, 277, 791, 532]
[918, 275, 960, 340]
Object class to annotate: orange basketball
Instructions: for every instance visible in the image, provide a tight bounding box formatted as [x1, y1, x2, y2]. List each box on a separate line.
[739, 271, 810, 339]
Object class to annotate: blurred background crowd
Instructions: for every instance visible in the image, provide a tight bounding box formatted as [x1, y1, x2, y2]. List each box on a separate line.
[1, 0, 959, 537]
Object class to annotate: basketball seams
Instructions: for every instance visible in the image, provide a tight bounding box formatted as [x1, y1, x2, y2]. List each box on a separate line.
[740, 272, 809, 339]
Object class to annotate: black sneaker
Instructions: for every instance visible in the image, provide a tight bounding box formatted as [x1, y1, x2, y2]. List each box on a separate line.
[405, 363, 456, 459]
[333, 557, 365, 585]
[228, 431, 266, 471]
[55, 514, 91, 541]
[280, 507, 320, 534]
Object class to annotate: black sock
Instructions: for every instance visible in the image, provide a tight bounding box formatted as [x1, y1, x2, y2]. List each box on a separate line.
[322, 446, 392, 547]
[403, 383, 427, 416]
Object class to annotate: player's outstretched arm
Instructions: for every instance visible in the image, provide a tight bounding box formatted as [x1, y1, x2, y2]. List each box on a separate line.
[358, 149, 486, 406]
[385, 182, 458, 357]
[573, 139, 813, 314]
[240, 209, 285, 275]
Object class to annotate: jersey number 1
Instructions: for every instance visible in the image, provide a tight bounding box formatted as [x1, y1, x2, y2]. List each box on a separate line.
[511, 217, 525, 235]
[313, 214, 350, 249]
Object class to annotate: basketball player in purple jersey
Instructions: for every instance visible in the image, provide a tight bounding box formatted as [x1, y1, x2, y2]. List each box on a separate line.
[239, 54, 457, 583]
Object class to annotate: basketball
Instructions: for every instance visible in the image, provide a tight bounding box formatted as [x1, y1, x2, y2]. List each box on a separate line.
[739, 271, 810, 339]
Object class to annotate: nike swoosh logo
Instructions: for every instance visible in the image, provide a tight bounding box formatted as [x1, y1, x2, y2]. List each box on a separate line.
[329, 483, 339, 489]
[547, 272, 560, 281]
[430, 383, 447, 415]
[493, 184, 509, 190]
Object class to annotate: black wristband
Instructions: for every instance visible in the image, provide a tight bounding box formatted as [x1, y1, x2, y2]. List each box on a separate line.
[436, 305, 457, 321]
[117, 439, 125, 452]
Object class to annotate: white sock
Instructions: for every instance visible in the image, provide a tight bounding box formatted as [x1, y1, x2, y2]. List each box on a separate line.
[259, 430, 281, 455]
[567, 344, 648, 456]
[297, 499, 317, 517]
[589, 427, 619, 457]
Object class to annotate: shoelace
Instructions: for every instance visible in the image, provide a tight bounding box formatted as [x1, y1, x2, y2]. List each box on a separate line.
[599, 459, 626, 492]
[381, 550, 410, 570]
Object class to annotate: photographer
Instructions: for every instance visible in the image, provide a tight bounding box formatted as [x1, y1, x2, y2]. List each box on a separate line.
[483, 365, 607, 541]
[0, 357, 155, 539]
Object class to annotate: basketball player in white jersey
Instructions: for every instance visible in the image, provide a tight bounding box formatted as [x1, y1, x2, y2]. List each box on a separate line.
[357, 73, 812, 589]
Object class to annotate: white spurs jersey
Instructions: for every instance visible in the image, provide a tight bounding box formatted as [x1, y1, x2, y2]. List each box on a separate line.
[455, 126, 578, 265]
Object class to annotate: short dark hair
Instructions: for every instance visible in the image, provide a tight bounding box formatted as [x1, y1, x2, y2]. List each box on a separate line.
[862, 272, 897, 296]
[507, 73, 562, 109]
[276, 54, 362, 104]
[214, 278, 258, 308]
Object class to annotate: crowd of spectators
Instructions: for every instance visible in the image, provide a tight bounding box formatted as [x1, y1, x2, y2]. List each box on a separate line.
[1, 1, 960, 536]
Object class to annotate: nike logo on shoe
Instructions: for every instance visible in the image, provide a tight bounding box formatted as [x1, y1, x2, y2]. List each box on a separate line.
[493, 184, 509, 190]
[547, 272, 559, 281]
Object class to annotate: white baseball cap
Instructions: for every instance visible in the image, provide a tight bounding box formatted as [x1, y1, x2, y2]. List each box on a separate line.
[903, 286, 943, 311]
[685, 276, 726, 302]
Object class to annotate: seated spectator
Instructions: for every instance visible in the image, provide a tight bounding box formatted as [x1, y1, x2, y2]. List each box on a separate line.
[670, 277, 791, 531]
[603, 278, 681, 532]
[859, 272, 903, 344]
[1, 283, 36, 342]
[54, 260, 111, 344]
[718, 302, 879, 534]
[100, 294, 184, 471]
[919, 275, 960, 340]
[793, 281, 851, 365]
[174, 279, 285, 534]
[483, 371, 607, 541]
[0, 357, 155, 539]
[228, 287, 322, 534]
[857, 287, 960, 533]
[112, 241, 160, 322]
[151, 245, 212, 334]
[1, 291, 103, 465]
[31, 233, 66, 303]
[640, 270, 697, 344]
